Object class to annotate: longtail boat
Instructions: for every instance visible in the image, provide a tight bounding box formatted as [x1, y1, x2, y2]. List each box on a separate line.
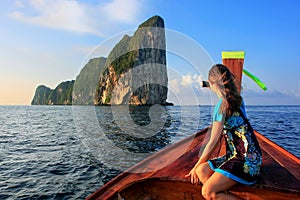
[86, 128, 300, 200]
[86, 52, 300, 199]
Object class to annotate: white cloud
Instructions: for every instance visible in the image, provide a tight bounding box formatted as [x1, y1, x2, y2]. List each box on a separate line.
[181, 74, 193, 87]
[103, 0, 142, 24]
[180, 73, 205, 89]
[193, 74, 203, 87]
[9, 0, 145, 36]
[168, 73, 212, 105]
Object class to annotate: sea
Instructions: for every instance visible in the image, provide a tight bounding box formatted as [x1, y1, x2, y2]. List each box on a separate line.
[0, 105, 299, 199]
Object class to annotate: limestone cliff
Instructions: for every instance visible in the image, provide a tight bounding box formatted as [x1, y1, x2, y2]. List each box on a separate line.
[31, 85, 52, 105]
[72, 57, 107, 105]
[32, 16, 171, 106]
[94, 15, 169, 105]
[31, 80, 74, 105]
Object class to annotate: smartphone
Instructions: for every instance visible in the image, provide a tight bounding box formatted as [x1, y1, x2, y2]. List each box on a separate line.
[202, 81, 210, 87]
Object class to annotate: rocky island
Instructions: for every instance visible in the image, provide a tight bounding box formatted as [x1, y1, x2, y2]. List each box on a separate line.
[31, 81, 74, 105]
[32, 16, 172, 106]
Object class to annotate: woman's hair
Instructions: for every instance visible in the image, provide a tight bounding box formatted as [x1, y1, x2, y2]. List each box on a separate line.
[209, 64, 242, 117]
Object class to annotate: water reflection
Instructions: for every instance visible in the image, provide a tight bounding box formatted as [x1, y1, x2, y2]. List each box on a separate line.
[74, 104, 202, 172]
[95, 105, 173, 153]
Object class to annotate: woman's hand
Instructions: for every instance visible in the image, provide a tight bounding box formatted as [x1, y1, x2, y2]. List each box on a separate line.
[185, 167, 200, 185]
[185, 122, 223, 185]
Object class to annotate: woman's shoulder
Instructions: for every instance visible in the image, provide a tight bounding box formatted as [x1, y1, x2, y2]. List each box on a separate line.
[213, 98, 224, 122]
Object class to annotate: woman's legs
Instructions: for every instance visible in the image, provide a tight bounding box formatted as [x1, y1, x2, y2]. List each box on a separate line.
[202, 172, 238, 200]
[195, 162, 239, 199]
[195, 162, 214, 184]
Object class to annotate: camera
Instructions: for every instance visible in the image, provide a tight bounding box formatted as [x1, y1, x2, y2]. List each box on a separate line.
[202, 81, 210, 88]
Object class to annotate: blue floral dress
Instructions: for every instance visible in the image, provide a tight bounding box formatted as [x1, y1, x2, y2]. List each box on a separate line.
[208, 98, 262, 185]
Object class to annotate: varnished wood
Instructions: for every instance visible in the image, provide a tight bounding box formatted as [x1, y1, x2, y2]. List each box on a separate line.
[86, 128, 300, 200]
[222, 58, 244, 93]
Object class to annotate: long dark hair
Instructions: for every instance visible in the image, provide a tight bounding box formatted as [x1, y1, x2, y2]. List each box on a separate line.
[209, 64, 242, 117]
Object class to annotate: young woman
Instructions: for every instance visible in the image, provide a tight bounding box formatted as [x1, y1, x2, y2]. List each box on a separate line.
[186, 64, 262, 200]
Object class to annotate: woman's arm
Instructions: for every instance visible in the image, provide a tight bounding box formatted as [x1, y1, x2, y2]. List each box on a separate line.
[185, 121, 223, 184]
[194, 121, 223, 167]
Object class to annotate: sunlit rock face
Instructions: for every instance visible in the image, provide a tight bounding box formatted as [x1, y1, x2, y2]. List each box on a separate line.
[94, 16, 169, 106]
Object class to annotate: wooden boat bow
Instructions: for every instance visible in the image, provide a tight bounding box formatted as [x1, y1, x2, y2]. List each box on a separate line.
[86, 127, 300, 200]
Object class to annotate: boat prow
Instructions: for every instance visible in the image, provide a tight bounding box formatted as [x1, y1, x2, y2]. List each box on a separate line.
[86, 127, 300, 200]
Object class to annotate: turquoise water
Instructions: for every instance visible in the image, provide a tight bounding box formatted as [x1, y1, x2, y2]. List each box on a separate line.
[0, 105, 299, 199]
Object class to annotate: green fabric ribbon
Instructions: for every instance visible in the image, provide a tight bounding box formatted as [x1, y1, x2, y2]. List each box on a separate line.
[243, 69, 267, 91]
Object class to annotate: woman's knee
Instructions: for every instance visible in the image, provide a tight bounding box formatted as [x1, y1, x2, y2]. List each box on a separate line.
[201, 172, 237, 200]
[195, 163, 212, 184]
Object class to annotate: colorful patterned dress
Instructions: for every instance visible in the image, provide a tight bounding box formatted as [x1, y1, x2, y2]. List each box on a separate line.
[208, 98, 262, 185]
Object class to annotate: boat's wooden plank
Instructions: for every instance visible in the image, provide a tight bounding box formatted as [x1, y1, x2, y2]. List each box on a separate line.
[127, 128, 209, 174]
[120, 180, 205, 200]
[146, 128, 212, 181]
[145, 130, 300, 193]
[119, 184, 146, 200]
[86, 128, 300, 200]
[231, 185, 300, 200]
[254, 131, 300, 180]
[119, 179, 300, 200]
[259, 151, 300, 192]
[86, 128, 209, 199]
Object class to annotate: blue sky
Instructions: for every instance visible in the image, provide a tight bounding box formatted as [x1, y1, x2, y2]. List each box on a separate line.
[0, 0, 299, 105]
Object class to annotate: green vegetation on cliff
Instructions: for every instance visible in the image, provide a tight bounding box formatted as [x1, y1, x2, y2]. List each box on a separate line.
[32, 56, 107, 105]
[105, 15, 164, 76]
[111, 50, 138, 75]
[31, 81, 74, 105]
[31, 85, 52, 105]
[32, 15, 168, 106]
[49, 80, 74, 105]
[94, 15, 167, 105]
[73, 57, 107, 105]
[105, 35, 135, 76]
